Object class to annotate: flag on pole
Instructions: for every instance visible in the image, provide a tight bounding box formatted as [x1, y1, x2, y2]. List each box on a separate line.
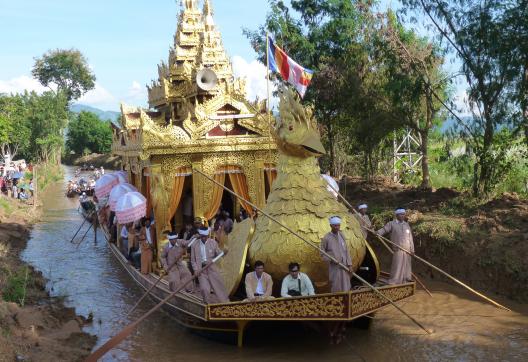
[267, 37, 314, 98]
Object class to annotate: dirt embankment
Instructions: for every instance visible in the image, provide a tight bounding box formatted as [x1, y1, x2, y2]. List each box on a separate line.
[63, 153, 121, 170]
[340, 176, 528, 303]
[0, 201, 96, 361]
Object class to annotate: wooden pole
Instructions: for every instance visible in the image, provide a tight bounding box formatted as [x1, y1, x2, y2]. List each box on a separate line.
[193, 169, 431, 335]
[328, 183, 510, 311]
[85, 253, 225, 362]
[126, 239, 197, 316]
[327, 183, 433, 297]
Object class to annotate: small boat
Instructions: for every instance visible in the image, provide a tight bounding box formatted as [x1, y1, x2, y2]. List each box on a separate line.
[66, 189, 78, 198]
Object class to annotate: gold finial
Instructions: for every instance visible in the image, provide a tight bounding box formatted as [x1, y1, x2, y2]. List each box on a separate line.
[184, 0, 197, 10]
[203, 0, 215, 30]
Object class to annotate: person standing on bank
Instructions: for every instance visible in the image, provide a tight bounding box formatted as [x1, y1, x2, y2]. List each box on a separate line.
[320, 216, 353, 292]
[377, 208, 415, 284]
[354, 204, 372, 239]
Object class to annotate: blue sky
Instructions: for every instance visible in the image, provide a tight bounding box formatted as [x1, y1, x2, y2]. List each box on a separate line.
[0, 0, 271, 110]
[0, 0, 468, 113]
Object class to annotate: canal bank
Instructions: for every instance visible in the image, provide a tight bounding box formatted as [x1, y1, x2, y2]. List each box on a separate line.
[0, 190, 97, 361]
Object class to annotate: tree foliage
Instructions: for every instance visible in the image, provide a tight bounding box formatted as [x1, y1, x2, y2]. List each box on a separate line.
[66, 111, 113, 155]
[32, 48, 96, 102]
[244, 0, 447, 185]
[400, 0, 526, 195]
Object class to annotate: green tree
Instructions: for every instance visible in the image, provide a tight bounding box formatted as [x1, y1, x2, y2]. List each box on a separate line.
[25, 91, 69, 163]
[32, 48, 96, 102]
[66, 111, 113, 155]
[401, 0, 521, 195]
[0, 94, 32, 160]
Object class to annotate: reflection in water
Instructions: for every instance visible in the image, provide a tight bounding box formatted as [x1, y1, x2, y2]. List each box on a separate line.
[22, 167, 528, 361]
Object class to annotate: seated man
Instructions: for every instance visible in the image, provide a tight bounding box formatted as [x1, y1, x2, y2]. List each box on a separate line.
[280, 262, 315, 298]
[190, 227, 229, 304]
[244, 260, 273, 301]
[161, 232, 193, 292]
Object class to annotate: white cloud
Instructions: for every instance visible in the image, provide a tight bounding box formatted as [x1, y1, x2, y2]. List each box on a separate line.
[0, 75, 48, 94]
[231, 55, 278, 109]
[127, 80, 146, 101]
[452, 88, 476, 118]
[78, 82, 117, 110]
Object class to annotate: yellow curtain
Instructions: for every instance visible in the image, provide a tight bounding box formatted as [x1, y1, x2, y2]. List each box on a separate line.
[204, 172, 226, 221]
[264, 163, 277, 190]
[167, 167, 191, 228]
[228, 171, 254, 217]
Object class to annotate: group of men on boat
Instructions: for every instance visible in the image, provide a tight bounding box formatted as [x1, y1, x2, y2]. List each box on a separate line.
[106, 203, 415, 307]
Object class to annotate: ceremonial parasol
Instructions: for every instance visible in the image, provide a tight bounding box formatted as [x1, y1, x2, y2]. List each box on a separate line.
[115, 170, 128, 183]
[108, 183, 138, 211]
[115, 191, 147, 224]
[321, 174, 339, 198]
[95, 173, 119, 199]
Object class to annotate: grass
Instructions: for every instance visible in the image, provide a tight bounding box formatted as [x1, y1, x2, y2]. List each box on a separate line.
[412, 215, 464, 255]
[2, 267, 30, 306]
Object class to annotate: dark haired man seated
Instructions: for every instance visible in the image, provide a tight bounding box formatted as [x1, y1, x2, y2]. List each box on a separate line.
[244, 260, 273, 301]
[280, 262, 315, 298]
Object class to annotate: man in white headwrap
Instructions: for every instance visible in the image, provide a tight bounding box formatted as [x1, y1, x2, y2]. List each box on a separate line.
[190, 227, 229, 303]
[377, 208, 414, 284]
[320, 216, 352, 293]
[354, 204, 372, 239]
[161, 232, 194, 292]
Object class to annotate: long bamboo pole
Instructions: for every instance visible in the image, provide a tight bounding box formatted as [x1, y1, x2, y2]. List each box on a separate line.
[84, 252, 225, 362]
[328, 184, 510, 311]
[194, 169, 431, 335]
[127, 238, 198, 316]
[328, 184, 433, 297]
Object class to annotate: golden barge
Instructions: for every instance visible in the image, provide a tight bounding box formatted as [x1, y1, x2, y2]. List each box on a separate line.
[106, 0, 415, 346]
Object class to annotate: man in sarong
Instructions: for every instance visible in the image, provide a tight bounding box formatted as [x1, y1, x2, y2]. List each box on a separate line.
[377, 208, 414, 284]
[161, 232, 193, 292]
[190, 227, 229, 304]
[354, 203, 372, 239]
[320, 216, 352, 293]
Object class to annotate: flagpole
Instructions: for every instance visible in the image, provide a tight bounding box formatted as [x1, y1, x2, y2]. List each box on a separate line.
[265, 32, 273, 175]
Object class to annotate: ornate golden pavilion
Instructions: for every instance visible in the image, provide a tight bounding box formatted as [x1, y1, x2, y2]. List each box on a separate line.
[113, 0, 277, 250]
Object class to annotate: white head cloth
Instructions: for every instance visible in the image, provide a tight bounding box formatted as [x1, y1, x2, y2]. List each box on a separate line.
[358, 204, 367, 210]
[168, 233, 178, 240]
[395, 208, 406, 215]
[329, 216, 342, 225]
[198, 228, 210, 236]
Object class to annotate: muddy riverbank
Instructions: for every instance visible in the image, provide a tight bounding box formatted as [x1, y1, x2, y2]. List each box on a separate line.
[0, 203, 96, 361]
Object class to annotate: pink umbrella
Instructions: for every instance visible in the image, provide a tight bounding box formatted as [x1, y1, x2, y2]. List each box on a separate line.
[108, 183, 138, 211]
[114, 170, 129, 183]
[115, 191, 147, 224]
[95, 174, 119, 199]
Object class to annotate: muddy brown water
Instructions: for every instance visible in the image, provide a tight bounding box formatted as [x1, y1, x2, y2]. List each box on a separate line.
[22, 167, 528, 361]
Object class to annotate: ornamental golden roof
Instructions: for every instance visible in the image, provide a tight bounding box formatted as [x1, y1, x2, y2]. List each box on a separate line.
[115, 0, 275, 161]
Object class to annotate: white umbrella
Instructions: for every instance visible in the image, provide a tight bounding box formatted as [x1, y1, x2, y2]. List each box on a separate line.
[321, 174, 339, 199]
[114, 170, 129, 183]
[115, 191, 147, 224]
[108, 183, 138, 211]
[95, 174, 119, 199]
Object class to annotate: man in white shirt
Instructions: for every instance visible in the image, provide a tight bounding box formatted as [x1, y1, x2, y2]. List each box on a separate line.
[280, 262, 315, 298]
[245, 260, 273, 301]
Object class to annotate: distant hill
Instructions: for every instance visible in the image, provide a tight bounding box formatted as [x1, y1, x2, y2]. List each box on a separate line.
[70, 104, 121, 122]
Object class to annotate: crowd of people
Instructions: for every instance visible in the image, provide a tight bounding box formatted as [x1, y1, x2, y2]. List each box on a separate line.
[0, 171, 34, 202]
[67, 166, 103, 196]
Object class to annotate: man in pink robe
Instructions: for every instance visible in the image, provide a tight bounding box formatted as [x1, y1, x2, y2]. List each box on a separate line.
[320, 216, 352, 293]
[161, 232, 194, 292]
[377, 208, 415, 284]
[190, 227, 229, 304]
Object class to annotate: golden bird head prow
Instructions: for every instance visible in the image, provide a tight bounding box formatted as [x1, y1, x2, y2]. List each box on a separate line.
[274, 86, 326, 158]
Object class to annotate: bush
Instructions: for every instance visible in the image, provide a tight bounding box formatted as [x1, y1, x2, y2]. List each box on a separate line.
[2, 267, 30, 306]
